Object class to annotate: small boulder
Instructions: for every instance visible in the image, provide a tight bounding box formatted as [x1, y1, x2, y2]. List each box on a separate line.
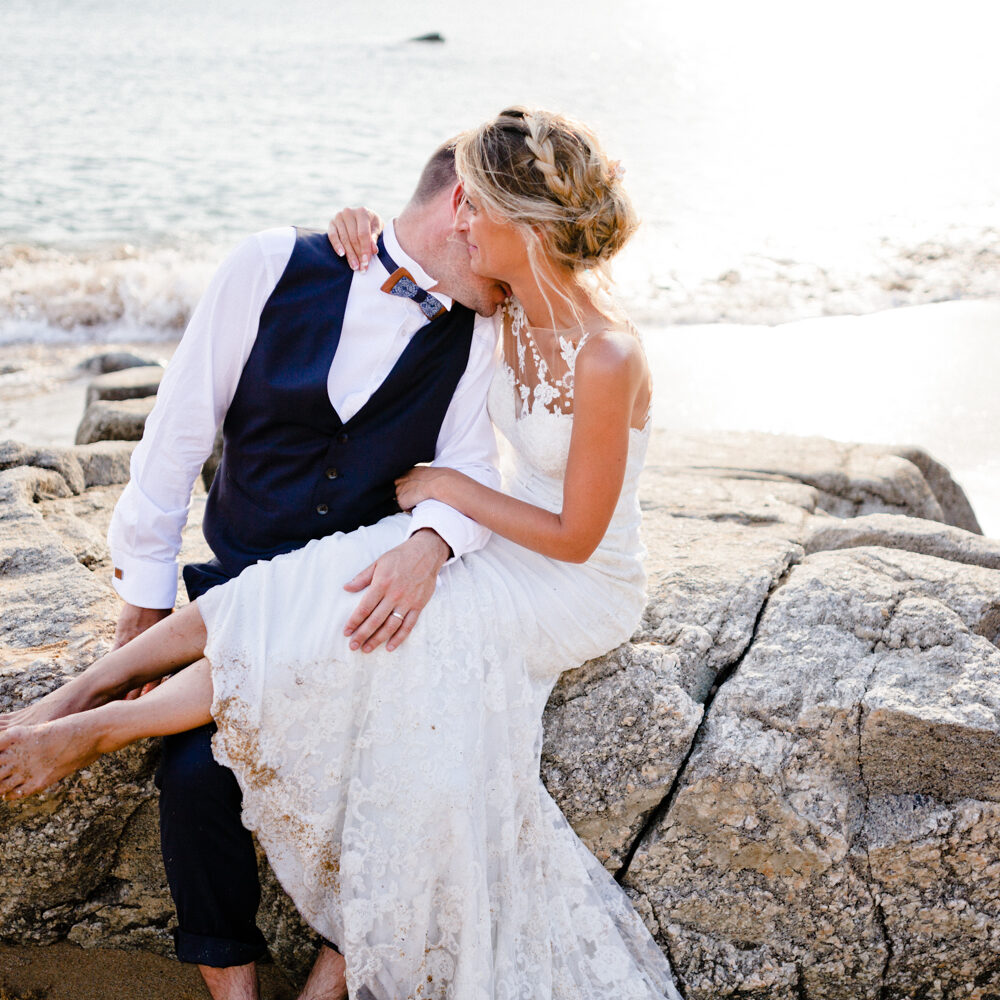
[75, 397, 156, 445]
[85, 366, 163, 407]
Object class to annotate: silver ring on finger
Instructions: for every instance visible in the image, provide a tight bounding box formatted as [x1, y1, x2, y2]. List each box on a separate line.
[390, 610, 406, 621]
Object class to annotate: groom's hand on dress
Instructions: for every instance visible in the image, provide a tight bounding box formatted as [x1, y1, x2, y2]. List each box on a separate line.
[343, 529, 450, 653]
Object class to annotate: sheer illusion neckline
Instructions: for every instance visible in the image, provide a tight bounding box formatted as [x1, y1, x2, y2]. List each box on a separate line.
[499, 299, 652, 432]
[500, 299, 591, 421]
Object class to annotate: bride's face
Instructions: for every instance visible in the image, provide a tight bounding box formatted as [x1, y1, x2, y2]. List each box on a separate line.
[453, 189, 529, 284]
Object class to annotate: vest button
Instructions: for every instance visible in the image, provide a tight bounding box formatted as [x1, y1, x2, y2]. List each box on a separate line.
[325, 467, 338, 480]
[316, 503, 329, 515]
[337, 432, 349, 444]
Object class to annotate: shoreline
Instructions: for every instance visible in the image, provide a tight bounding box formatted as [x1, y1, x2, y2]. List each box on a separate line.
[3, 226, 1000, 339]
[642, 298, 1000, 537]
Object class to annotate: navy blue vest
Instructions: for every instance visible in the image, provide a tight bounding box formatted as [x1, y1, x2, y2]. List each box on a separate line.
[196, 230, 476, 585]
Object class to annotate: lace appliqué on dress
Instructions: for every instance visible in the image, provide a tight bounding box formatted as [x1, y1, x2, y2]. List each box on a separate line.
[504, 299, 589, 419]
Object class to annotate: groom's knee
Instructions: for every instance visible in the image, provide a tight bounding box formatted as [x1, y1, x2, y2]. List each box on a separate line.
[156, 723, 241, 819]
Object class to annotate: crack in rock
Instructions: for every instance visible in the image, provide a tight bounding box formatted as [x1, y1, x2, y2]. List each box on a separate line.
[855, 596, 902, 1000]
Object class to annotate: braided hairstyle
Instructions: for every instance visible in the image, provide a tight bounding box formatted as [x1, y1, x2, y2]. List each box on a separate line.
[454, 107, 637, 299]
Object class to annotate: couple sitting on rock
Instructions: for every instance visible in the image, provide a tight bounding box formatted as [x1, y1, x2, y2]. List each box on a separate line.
[0, 107, 682, 1000]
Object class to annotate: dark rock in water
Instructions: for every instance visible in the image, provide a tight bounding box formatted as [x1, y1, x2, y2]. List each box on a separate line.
[75, 397, 157, 445]
[85, 366, 163, 407]
[80, 352, 163, 375]
[409, 31, 445, 42]
[0, 364, 22, 376]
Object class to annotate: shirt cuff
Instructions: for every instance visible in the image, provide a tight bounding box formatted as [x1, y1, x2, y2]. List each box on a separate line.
[406, 499, 488, 563]
[109, 552, 179, 610]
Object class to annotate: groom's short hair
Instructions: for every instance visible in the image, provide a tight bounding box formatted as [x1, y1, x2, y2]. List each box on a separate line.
[410, 138, 459, 205]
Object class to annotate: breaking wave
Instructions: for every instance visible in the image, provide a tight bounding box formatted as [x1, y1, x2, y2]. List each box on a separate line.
[2, 227, 998, 345]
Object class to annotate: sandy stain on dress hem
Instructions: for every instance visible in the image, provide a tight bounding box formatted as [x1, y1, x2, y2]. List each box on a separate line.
[214, 695, 343, 893]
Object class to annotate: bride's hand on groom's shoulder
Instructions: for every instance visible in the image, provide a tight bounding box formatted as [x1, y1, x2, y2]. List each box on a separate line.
[328, 207, 382, 271]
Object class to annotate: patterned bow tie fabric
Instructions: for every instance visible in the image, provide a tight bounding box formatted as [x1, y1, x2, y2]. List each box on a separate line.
[381, 267, 447, 320]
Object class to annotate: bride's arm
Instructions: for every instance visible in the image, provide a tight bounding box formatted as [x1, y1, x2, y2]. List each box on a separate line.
[395, 333, 645, 564]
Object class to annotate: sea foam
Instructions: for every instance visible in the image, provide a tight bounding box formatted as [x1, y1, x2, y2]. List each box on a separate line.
[0, 243, 224, 345]
[2, 228, 998, 345]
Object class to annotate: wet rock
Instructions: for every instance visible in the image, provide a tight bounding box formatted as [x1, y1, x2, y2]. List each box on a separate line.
[85, 366, 163, 407]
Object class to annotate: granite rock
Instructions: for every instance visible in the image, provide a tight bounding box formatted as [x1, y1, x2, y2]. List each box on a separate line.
[622, 547, 1000, 998]
[2, 428, 998, 997]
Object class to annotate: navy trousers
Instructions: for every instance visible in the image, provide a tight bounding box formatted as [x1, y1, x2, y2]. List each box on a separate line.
[155, 560, 337, 967]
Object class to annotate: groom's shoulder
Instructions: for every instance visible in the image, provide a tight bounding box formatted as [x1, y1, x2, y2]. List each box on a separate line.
[211, 227, 299, 290]
[246, 225, 298, 262]
[217, 227, 297, 273]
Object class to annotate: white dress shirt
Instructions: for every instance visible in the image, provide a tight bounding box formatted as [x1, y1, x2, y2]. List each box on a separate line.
[108, 223, 500, 609]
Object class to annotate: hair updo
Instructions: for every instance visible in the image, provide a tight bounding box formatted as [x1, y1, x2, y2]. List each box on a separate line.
[454, 107, 638, 284]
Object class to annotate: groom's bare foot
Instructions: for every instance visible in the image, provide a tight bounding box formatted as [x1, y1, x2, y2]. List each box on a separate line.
[298, 946, 348, 1000]
[0, 717, 103, 800]
[199, 962, 261, 1000]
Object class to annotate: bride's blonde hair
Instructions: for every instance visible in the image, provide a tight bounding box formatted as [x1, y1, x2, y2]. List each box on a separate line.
[454, 107, 638, 324]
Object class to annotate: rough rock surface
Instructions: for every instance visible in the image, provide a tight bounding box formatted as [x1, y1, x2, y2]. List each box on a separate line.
[75, 396, 157, 445]
[84, 366, 164, 407]
[2, 428, 998, 996]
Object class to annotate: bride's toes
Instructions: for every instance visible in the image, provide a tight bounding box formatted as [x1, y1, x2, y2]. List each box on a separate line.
[0, 730, 26, 799]
[0, 723, 89, 801]
[0, 708, 27, 731]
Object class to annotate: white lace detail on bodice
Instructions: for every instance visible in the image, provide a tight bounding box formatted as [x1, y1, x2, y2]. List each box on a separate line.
[506, 298, 590, 419]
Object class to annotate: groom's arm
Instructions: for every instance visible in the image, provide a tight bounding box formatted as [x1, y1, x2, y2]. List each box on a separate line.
[108, 229, 294, 645]
[342, 314, 501, 653]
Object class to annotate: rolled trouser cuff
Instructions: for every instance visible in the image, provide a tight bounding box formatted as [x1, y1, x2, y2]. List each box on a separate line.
[174, 927, 269, 968]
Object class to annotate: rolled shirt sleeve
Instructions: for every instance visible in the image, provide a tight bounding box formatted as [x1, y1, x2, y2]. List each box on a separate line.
[107, 228, 294, 608]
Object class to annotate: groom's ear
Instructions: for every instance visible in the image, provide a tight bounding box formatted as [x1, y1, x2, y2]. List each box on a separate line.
[450, 182, 465, 217]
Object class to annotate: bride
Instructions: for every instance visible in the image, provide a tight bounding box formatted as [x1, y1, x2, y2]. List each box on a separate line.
[0, 107, 682, 1000]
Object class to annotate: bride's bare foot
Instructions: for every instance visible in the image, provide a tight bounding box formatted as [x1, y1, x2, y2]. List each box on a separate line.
[0, 717, 104, 801]
[298, 946, 348, 1000]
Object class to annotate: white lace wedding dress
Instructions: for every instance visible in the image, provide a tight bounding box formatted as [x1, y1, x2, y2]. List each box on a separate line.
[196, 302, 682, 1000]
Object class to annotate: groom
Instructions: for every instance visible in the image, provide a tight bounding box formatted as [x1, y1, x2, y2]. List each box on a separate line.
[106, 140, 504, 1000]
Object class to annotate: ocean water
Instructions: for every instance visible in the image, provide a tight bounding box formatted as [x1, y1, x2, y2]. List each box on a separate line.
[1, 0, 997, 532]
[2, 0, 999, 340]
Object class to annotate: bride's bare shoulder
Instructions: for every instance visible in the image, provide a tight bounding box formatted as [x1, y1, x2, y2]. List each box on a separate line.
[576, 325, 646, 382]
